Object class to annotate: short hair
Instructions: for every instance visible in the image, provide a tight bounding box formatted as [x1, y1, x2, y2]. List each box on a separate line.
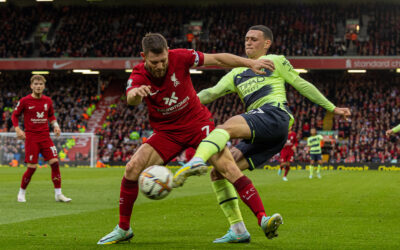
[249, 25, 273, 43]
[30, 75, 46, 84]
[142, 33, 168, 55]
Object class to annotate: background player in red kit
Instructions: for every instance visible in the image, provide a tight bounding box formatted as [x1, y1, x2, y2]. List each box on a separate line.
[97, 33, 275, 245]
[279, 126, 298, 181]
[12, 75, 71, 203]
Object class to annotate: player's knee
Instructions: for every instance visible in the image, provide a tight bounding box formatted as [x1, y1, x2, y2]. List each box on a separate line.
[125, 158, 143, 179]
[210, 168, 224, 181]
[48, 158, 58, 165]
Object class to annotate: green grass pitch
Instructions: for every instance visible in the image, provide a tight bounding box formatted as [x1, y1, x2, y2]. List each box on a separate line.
[0, 167, 399, 249]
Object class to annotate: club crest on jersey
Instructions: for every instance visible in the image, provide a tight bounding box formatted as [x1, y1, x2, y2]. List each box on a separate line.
[163, 92, 178, 106]
[44, 103, 48, 111]
[36, 112, 44, 118]
[171, 73, 180, 87]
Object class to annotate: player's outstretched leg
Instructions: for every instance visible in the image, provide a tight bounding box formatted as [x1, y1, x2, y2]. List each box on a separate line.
[173, 128, 230, 188]
[97, 225, 134, 245]
[172, 158, 208, 187]
[260, 213, 284, 239]
[18, 167, 37, 202]
[50, 161, 71, 202]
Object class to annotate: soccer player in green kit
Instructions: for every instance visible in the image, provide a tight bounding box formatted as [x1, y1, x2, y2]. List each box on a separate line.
[174, 25, 351, 243]
[307, 128, 324, 179]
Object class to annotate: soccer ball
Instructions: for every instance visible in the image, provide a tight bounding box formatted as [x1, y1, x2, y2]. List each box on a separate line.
[139, 165, 173, 200]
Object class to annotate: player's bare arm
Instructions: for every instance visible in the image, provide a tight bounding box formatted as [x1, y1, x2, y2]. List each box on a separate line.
[203, 53, 274, 74]
[127, 85, 152, 106]
[15, 126, 26, 140]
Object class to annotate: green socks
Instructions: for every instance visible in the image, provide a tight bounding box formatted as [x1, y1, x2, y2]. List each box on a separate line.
[317, 165, 321, 174]
[194, 128, 230, 162]
[212, 179, 243, 225]
[310, 165, 314, 176]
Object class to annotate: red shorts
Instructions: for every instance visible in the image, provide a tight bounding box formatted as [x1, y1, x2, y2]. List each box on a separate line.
[280, 149, 294, 163]
[25, 135, 58, 164]
[146, 120, 215, 163]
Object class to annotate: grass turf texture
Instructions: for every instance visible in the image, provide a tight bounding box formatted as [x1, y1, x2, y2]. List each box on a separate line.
[0, 167, 399, 249]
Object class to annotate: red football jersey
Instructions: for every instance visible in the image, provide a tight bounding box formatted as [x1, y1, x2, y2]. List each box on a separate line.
[11, 94, 56, 135]
[282, 131, 298, 151]
[126, 49, 212, 131]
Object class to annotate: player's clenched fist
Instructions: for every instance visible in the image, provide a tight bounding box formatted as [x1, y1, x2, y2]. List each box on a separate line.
[333, 107, 351, 121]
[250, 59, 275, 75]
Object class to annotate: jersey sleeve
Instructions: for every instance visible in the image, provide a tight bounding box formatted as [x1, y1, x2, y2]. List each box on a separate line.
[126, 72, 147, 95]
[11, 99, 24, 127]
[318, 135, 324, 141]
[48, 99, 56, 123]
[393, 124, 400, 134]
[287, 73, 336, 112]
[276, 55, 299, 84]
[175, 49, 205, 68]
[306, 138, 311, 146]
[197, 70, 237, 104]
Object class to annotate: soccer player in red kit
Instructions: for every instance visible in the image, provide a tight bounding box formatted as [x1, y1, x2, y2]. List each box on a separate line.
[279, 127, 298, 181]
[97, 33, 276, 245]
[12, 75, 71, 203]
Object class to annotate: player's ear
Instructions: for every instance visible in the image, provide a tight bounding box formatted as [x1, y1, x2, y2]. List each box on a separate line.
[264, 39, 272, 50]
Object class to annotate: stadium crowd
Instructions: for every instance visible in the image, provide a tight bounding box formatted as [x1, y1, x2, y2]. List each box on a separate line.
[1, 4, 399, 58]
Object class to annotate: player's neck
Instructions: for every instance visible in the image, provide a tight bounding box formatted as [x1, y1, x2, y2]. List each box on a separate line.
[31, 93, 42, 99]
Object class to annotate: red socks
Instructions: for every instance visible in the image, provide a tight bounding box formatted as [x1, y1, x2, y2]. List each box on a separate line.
[233, 175, 266, 225]
[21, 167, 36, 189]
[50, 162, 61, 188]
[284, 166, 290, 177]
[119, 177, 139, 230]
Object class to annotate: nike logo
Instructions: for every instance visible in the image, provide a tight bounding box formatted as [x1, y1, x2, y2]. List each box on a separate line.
[28, 106, 35, 109]
[53, 62, 72, 69]
[149, 90, 159, 96]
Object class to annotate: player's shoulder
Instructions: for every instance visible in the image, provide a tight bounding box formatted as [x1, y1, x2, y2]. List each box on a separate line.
[262, 54, 287, 64]
[19, 94, 32, 102]
[169, 48, 194, 56]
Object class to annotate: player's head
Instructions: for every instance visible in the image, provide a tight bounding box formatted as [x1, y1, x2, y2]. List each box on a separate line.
[245, 25, 273, 59]
[141, 33, 169, 78]
[30, 75, 46, 96]
[311, 128, 317, 136]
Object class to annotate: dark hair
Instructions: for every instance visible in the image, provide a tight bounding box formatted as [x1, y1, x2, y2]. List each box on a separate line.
[142, 33, 168, 55]
[249, 25, 273, 43]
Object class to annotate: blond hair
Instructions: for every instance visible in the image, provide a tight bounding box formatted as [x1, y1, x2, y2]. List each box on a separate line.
[30, 75, 46, 84]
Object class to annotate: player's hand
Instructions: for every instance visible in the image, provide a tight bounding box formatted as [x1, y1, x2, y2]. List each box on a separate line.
[15, 127, 26, 140]
[333, 107, 351, 121]
[386, 129, 394, 137]
[129, 85, 152, 98]
[292, 146, 296, 152]
[249, 59, 275, 75]
[54, 126, 61, 137]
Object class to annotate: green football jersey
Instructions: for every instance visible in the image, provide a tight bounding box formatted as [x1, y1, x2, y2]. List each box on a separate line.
[197, 54, 336, 128]
[307, 135, 324, 155]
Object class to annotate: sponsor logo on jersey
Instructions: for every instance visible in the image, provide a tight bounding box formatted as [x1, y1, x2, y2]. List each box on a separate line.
[163, 92, 178, 106]
[28, 106, 35, 109]
[171, 73, 180, 87]
[36, 112, 44, 118]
